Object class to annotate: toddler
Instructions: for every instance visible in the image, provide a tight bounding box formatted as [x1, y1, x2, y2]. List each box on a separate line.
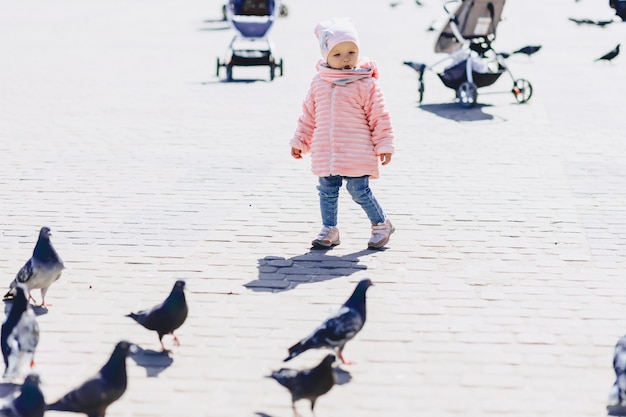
[290, 17, 396, 249]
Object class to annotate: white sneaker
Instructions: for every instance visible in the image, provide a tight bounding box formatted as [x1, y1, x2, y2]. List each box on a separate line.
[312, 226, 340, 248]
[368, 219, 395, 249]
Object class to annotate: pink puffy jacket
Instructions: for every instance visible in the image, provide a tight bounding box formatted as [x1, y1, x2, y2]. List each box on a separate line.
[290, 59, 395, 179]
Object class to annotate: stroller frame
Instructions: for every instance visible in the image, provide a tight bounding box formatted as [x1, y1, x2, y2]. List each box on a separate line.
[216, 0, 284, 82]
[409, 0, 532, 108]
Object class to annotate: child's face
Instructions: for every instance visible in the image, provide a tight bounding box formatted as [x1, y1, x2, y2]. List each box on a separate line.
[326, 41, 359, 70]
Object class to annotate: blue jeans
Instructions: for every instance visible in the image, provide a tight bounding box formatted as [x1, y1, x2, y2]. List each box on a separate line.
[317, 175, 386, 227]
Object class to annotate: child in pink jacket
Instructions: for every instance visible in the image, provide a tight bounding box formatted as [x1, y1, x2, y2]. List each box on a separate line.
[290, 17, 396, 250]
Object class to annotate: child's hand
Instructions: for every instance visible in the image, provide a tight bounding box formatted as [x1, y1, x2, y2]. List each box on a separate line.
[379, 153, 392, 166]
[291, 147, 303, 159]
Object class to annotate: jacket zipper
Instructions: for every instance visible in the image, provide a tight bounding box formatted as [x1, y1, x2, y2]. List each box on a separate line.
[329, 84, 336, 176]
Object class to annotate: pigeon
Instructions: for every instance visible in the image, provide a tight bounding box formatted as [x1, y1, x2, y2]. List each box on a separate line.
[46, 341, 136, 417]
[4, 226, 64, 307]
[284, 279, 373, 364]
[0, 373, 46, 417]
[595, 44, 620, 62]
[512, 45, 542, 57]
[608, 335, 626, 412]
[268, 354, 336, 417]
[403, 61, 426, 74]
[126, 280, 188, 351]
[568, 17, 596, 25]
[1, 284, 39, 380]
[595, 19, 614, 27]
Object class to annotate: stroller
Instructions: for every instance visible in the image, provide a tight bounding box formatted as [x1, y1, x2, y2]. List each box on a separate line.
[404, 0, 532, 108]
[216, 0, 284, 81]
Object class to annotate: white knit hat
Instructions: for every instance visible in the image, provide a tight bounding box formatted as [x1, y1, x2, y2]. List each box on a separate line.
[314, 17, 360, 62]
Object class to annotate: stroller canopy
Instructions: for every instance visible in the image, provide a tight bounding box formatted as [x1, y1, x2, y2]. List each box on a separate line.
[231, 0, 275, 17]
[435, 0, 505, 54]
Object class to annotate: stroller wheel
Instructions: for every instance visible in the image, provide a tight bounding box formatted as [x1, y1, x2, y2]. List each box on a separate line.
[216, 57, 221, 77]
[512, 79, 533, 103]
[457, 82, 477, 108]
[270, 62, 275, 81]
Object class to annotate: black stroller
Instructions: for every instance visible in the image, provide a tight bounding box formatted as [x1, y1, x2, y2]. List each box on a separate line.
[216, 0, 284, 81]
[405, 0, 532, 108]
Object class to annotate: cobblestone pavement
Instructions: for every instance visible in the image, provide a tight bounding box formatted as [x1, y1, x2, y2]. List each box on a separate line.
[1, 0, 625, 416]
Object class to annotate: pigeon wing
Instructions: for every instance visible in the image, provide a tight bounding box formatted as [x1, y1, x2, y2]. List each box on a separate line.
[303, 306, 364, 349]
[49, 375, 122, 415]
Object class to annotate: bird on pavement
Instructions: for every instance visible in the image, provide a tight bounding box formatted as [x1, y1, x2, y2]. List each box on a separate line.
[46, 341, 136, 417]
[595, 44, 620, 62]
[608, 335, 626, 412]
[268, 354, 336, 417]
[512, 45, 542, 57]
[403, 61, 426, 74]
[126, 280, 188, 352]
[284, 279, 373, 364]
[4, 226, 64, 307]
[1, 284, 39, 380]
[568, 17, 595, 25]
[0, 373, 46, 417]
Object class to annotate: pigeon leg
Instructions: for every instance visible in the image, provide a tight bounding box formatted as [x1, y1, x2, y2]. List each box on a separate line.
[336, 350, 353, 365]
[172, 333, 180, 347]
[291, 402, 302, 417]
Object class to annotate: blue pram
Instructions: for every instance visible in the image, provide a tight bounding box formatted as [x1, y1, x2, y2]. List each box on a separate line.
[404, 0, 532, 108]
[216, 0, 284, 81]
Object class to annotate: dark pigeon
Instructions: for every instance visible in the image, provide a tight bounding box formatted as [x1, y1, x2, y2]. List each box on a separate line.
[4, 227, 64, 307]
[268, 354, 336, 417]
[403, 61, 426, 74]
[609, 335, 626, 413]
[126, 280, 188, 351]
[284, 279, 373, 364]
[512, 45, 542, 57]
[1, 284, 39, 380]
[0, 373, 46, 417]
[595, 44, 620, 62]
[46, 341, 136, 417]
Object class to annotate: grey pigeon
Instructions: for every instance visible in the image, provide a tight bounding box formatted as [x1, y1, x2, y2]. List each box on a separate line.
[284, 279, 373, 364]
[46, 341, 136, 417]
[595, 44, 620, 62]
[126, 280, 188, 351]
[1, 284, 39, 380]
[0, 373, 46, 417]
[512, 45, 542, 57]
[4, 227, 64, 307]
[609, 335, 626, 413]
[268, 354, 336, 417]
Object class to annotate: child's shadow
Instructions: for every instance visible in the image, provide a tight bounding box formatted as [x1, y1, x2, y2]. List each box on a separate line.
[245, 249, 374, 292]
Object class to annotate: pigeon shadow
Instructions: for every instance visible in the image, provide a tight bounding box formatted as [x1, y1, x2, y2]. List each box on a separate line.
[2, 299, 49, 317]
[333, 366, 352, 385]
[245, 249, 374, 293]
[0, 382, 20, 397]
[419, 102, 495, 122]
[608, 405, 626, 416]
[129, 346, 173, 377]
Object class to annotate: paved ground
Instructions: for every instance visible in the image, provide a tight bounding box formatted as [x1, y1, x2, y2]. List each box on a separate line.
[0, 0, 625, 416]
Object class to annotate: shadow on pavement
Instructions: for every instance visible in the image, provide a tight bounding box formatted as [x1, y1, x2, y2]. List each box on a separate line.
[419, 102, 495, 122]
[129, 347, 174, 378]
[245, 249, 374, 292]
[2, 299, 49, 317]
[0, 382, 19, 398]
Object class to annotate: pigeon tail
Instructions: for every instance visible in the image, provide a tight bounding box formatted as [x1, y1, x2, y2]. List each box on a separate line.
[284, 341, 310, 362]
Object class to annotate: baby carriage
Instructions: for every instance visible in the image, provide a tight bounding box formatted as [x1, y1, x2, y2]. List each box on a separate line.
[404, 0, 532, 108]
[216, 0, 284, 81]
